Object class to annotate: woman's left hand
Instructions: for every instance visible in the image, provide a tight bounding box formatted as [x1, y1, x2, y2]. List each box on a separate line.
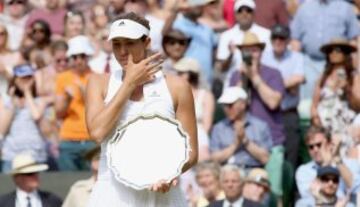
[149, 177, 179, 193]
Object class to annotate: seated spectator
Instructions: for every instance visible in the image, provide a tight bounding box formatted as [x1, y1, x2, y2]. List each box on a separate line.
[193, 161, 225, 207]
[228, 32, 285, 146]
[25, 0, 67, 39]
[0, 64, 47, 173]
[0, 153, 62, 207]
[0, 23, 22, 97]
[242, 168, 270, 204]
[311, 39, 358, 155]
[163, 0, 218, 84]
[55, 35, 95, 171]
[296, 166, 356, 207]
[296, 126, 360, 199]
[63, 10, 86, 41]
[207, 164, 263, 207]
[262, 24, 305, 167]
[62, 146, 100, 207]
[210, 87, 272, 170]
[161, 29, 191, 75]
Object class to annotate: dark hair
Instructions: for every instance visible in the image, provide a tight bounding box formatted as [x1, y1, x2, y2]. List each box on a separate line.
[115, 12, 150, 30]
[31, 19, 51, 45]
[50, 40, 68, 54]
[8, 76, 37, 98]
[305, 126, 330, 143]
[319, 51, 354, 100]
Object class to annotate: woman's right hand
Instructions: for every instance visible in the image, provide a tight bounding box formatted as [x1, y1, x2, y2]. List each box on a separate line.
[123, 52, 163, 89]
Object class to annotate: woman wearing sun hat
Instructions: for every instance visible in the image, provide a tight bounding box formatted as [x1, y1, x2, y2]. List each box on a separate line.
[85, 12, 198, 207]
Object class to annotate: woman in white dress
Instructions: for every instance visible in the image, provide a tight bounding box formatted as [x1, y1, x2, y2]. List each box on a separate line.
[85, 12, 198, 207]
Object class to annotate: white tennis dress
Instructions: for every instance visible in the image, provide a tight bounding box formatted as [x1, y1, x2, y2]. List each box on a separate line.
[87, 69, 188, 207]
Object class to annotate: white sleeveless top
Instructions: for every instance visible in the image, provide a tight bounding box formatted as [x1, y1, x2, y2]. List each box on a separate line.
[87, 69, 187, 207]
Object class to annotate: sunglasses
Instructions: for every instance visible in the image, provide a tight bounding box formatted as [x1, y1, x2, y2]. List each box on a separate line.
[329, 47, 344, 54]
[271, 35, 287, 41]
[71, 54, 87, 60]
[166, 39, 188, 46]
[8, 0, 25, 5]
[237, 7, 253, 14]
[22, 172, 37, 177]
[56, 57, 68, 64]
[307, 142, 322, 150]
[320, 176, 339, 184]
[32, 28, 45, 34]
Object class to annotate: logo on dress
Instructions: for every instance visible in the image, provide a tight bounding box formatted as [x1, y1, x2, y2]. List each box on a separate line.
[149, 90, 161, 98]
[118, 21, 125, 26]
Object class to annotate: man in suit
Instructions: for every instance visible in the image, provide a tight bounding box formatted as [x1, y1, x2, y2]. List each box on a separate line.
[0, 153, 62, 207]
[208, 164, 263, 207]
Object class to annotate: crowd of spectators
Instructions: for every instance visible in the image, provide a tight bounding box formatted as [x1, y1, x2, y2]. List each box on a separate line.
[1, 0, 360, 206]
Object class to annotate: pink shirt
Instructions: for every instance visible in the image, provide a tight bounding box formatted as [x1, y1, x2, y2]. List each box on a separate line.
[26, 8, 67, 36]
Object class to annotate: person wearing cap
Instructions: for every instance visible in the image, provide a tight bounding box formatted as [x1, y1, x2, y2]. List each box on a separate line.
[162, 0, 218, 84]
[62, 146, 100, 207]
[161, 29, 192, 75]
[208, 164, 263, 207]
[0, 153, 62, 207]
[290, 0, 360, 101]
[311, 39, 359, 134]
[215, 0, 270, 78]
[262, 24, 305, 168]
[296, 126, 360, 200]
[296, 166, 356, 207]
[210, 86, 272, 170]
[242, 168, 270, 204]
[55, 35, 96, 171]
[0, 64, 48, 173]
[227, 32, 286, 147]
[85, 12, 198, 206]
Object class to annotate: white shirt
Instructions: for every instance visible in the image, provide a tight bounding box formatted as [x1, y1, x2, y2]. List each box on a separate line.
[216, 23, 271, 73]
[16, 188, 42, 207]
[89, 51, 121, 74]
[145, 14, 165, 52]
[0, 14, 28, 51]
[223, 197, 244, 207]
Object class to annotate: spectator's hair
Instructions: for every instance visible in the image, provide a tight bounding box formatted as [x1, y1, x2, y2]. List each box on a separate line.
[305, 126, 331, 143]
[320, 52, 354, 101]
[30, 19, 51, 45]
[50, 40, 68, 54]
[219, 164, 245, 183]
[195, 161, 221, 181]
[64, 10, 85, 25]
[162, 29, 191, 56]
[114, 12, 150, 31]
[8, 67, 37, 98]
[0, 23, 9, 51]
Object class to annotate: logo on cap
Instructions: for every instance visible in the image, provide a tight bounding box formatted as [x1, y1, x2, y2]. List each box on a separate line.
[118, 21, 125, 26]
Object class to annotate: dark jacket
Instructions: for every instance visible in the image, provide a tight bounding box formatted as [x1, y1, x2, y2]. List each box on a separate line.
[208, 198, 264, 207]
[0, 190, 62, 207]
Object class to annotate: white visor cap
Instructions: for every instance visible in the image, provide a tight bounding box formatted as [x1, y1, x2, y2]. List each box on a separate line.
[108, 19, 150, 41]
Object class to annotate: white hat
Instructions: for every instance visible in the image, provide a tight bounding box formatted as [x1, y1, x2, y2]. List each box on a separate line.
[234, 0, 256, 11]
[66, 35, 95, 57]
[218, 87, 248, 104]
[188, 0, 213, 7]
[10, 154, 48, 175]
[173, 58, 201, 73]
[108, 19, 150, 41]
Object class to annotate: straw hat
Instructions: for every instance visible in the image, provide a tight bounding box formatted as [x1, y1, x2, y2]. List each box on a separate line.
[173, 58, 201, 74]
[10, 154, 48, 175]
[320, 38, 357, 54]
[236, 32, 265, 50]
[245, 168, 270, 189]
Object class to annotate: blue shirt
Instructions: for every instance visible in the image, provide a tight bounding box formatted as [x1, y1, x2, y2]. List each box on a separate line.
[291, 0, 360, 59]
[173, 15, 218, 83]
[262, 49, 305, 110]
[295, 159, 360, 199]
[210, 113, 273, 167]
[295, 197, 356, 207]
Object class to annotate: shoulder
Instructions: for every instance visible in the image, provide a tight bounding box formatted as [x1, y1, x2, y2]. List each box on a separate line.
[165, 74, 192, 96]
[70, 177, 94, 189]
[248, 114, 268, 129]
[261, 65, 283, 79]
[252, 24, 271, 34]
[39, 190, 62, 205]
[213, 119, 229, 131]
[88, 73, 110, 96]
[220, 25, 238, 38]
[244, 198, 265, 207]
[0, 191, 15, 205]
[207, 199, 224, 207]
[296, 161, 315, 175]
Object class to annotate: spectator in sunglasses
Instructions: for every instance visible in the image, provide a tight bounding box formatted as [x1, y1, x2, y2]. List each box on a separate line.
[161, 29, 191, 75]
[0, 0, 29, 51]
[295, 126, 360, 200]
[25, 0, 67, 39]
[296, 166, 356, 207]
[198, 0, 229, 34]
[55, 35, 96, 171]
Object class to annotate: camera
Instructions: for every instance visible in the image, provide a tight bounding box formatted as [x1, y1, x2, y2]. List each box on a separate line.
[242, 51, 252, 66]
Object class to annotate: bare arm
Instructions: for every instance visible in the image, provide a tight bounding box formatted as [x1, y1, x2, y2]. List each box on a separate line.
[201, 90, 215, 134]
[167, 75, 198, 172]
[24, 91, 46, 121]
[55, 94, 70, 119]
[252, 75, 282, 110]
[311, 81, 322, 125]
[211, 143, 238, 163]
[0, 98, 15, 137]
[244, 139, 269, 164]
[284, 75, 305, 89]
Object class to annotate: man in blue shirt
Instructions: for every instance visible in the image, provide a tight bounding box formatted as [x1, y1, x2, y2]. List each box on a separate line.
[290, 0, 360, 100]
[296, 126, 360, 200]
[210, 87, 272, 170]
[262, 24, 305, 168]
[162, 0, 218, 84]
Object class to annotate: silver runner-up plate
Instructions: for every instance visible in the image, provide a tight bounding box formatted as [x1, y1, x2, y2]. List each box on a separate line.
[106, 114, 191, 190]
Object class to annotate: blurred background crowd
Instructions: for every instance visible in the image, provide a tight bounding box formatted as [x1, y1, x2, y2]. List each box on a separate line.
[1, 0, 360, 206]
